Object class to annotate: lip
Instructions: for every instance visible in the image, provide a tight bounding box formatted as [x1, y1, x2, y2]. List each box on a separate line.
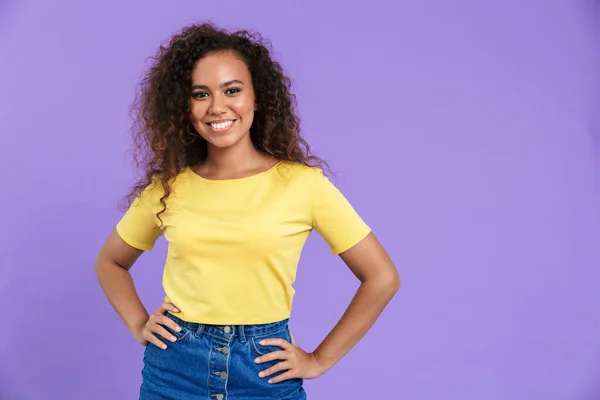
[206, 119, 236, 124]
[205, 119, 237, 133]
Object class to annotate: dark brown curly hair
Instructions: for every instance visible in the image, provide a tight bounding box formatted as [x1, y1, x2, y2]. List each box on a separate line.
[123, 22, 328, 220]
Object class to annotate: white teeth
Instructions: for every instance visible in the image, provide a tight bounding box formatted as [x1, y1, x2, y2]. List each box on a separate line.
[210, 120, 234, 129]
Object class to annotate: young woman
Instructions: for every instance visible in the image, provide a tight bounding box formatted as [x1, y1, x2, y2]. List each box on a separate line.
[95, 22, 400, 400]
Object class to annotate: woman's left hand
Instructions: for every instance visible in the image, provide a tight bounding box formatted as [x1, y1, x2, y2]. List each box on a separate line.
[254, 338, 327, 384]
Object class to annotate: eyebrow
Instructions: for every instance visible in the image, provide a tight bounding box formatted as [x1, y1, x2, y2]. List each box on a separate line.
[191, 80, 244, 90]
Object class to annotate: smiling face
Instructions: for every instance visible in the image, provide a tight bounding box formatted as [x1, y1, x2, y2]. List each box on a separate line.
[188, 50, 257, 150]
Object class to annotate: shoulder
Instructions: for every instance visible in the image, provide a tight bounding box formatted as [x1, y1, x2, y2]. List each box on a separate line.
[277, 161, 325, 182]
[135, 169, 190, 202]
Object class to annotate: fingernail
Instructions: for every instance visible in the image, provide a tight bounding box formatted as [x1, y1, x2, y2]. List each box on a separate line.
[171, 337, 176, 342]
[176, 326, 182, 332]
[173, 308, 179, 312]
[258, 372, 264, 378]
[254, 357, 260, 363]
[162, 344, 167, 350]
[268, 379, 273, 384]
[260, 340, 265, 345]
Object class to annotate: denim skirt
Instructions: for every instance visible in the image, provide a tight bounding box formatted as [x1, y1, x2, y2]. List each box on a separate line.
[139, 313, 307, 400]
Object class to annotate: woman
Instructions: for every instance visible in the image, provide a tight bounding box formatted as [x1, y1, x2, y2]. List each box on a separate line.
[95, 22, 400, 400]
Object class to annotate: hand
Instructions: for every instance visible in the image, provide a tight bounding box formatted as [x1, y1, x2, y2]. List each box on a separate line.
[133, 302, 182, 350]
[254, 338, 327, 384]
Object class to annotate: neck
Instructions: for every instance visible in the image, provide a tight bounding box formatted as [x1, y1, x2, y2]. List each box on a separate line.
[204, 136, 265, 173]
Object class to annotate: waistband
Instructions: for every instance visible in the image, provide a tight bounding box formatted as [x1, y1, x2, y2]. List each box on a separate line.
[166, 312, 288, 343]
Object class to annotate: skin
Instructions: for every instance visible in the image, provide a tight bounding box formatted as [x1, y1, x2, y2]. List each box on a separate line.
[95, 50, 400, 385]
[188, 50, 276, 179]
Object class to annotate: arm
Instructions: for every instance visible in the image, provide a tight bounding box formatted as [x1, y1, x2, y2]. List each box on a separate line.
[95, 229, 180, 348]
[256, 232, 400, 382]
[312, 232, 400, 371]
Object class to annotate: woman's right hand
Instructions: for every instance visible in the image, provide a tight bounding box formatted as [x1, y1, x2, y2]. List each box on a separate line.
[134, 302, 182, 349]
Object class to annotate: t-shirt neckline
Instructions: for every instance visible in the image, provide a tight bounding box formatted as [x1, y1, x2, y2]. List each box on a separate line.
[185, 161, 282, 183]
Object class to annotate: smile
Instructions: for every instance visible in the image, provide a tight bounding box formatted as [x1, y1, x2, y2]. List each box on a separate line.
[207, 119, 236, 132]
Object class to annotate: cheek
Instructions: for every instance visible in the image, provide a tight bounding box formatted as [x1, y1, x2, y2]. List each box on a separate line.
[189, 102, 207, 122]
[232, 95, 256, 116]
[231, 95, 254, 114]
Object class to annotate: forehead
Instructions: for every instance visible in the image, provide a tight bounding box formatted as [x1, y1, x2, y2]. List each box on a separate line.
[191, 51, 251, 84]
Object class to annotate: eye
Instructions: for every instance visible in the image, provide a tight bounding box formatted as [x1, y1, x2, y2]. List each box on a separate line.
[225, 88, 241, 95]
[191, 91, 209, 99]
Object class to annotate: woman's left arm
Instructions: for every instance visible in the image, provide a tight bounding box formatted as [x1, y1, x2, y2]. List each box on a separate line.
[256, 232, 400, 383]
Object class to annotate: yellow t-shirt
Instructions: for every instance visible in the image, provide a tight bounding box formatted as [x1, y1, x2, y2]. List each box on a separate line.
[116, 161, 371, 325]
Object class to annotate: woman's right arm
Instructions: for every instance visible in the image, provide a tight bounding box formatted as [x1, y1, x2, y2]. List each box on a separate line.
[95, 229, 181, 349]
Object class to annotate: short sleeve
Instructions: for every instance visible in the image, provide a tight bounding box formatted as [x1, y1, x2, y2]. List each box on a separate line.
[116, 180, 164, 251]
[310, 168, 371, 254]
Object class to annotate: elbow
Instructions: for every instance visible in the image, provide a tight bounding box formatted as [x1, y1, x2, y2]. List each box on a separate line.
[393, 272, 401, 292]
[380, 262, 401, 293]
[94, 256, 106, 281]
[368, 269, 401, 299]
[388, 271, 401, 295]
[94, 254, 117, 280]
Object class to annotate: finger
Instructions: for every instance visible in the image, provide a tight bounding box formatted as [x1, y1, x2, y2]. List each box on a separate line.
[151, 325, 178, 343]
[160, 315, 183, 334]
[267, 370, 297, 384]
[254, 350, 289, 364]
[259, 361, 290, 378]
[290, 332, 297, 346]
[144, 331, 168, 350]
[259, 338, 293, 350]
[160, 302, 179, 313]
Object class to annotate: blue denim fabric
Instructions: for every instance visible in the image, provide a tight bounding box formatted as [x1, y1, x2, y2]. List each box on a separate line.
[140, 313, 307, 400]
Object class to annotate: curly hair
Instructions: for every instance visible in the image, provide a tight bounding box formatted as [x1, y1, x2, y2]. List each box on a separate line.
[123, 22, 328, 221]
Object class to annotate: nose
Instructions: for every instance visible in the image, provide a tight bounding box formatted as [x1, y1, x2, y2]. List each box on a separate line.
[208, 93, 227, 115]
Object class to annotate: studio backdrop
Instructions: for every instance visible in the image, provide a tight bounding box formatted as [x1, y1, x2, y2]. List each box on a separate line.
[1, 1, 599, 399]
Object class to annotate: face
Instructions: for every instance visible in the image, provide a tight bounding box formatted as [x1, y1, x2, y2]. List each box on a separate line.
[188, 51, 257, 150]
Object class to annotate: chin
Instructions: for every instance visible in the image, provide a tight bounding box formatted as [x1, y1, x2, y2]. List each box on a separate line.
[205, 134, 244, 149]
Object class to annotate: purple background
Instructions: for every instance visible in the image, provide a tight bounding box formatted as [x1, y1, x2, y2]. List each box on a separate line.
[1, 1, 599, 399]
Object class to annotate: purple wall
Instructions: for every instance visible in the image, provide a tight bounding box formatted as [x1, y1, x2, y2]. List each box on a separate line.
[1, 1, 599, 399]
